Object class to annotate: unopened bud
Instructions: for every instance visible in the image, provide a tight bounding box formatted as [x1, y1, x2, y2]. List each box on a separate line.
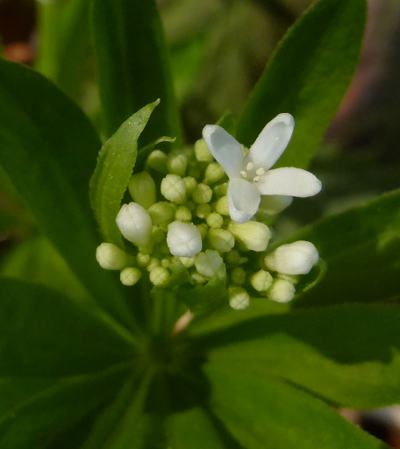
[231, 267, 246, 285]
[179, 256, 195, 268]
[197, 223, 208, 239]
[167, 152, 188, 176]
[147, 257, 160, 272]
[204, 162, 225, 184]
[195, 138, 213, 162]
[161, 174, 186, 204]
[137, 252, 151, 267]
[215, 196, 229, 216]
[128, 171, 156, 209]
[196, 204, 211, 219]
[147, 149, 168, 173]
[167, 221, 202, 257]
[229, 286, 250, 310]
[183, 176, 197, 194]
[191, 272, 207, 284]
[192, 183, 213, 204]
[96, 243, 127, 270]
[265, 241, 319, 275]
[151, 226, 165, 244]
[213, 183, 228, 197]
[206, 212, 223, 228]
[195, 250, 224, 278]
[250, 270, 273, 292]
[120, 267, 142, 286]
[149, 266, 170, 286]
[268, 279, 295, 303]
[208, 228, 235, 253]
[228, 221, 271, 252]
[116, 203, 152, 247]
[148, 201, 175, 225]
[175, 206, 192, 222]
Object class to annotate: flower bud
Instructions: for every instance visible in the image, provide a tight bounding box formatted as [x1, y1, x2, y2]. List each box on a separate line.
[204, 162, 225, 184]
[116, 202, 152, 247]
[151, 225, 165, 243]
[167, 152, 188, 176]
[268, 279, 295, 303]
[167, 221, 202, 257]
[137, 252, 151, 267]
[196, 223, 208, 239]
[128, 171, 156, 209]
[214, 196, 229, 216]
[148, 202, 175, 225]
[192, 183, 213, 204]
[195, 250, 224, 278]
[147, 257, 160, 272]
[149, 266, 170, 286]
[194, 138, 213, 162]
[213, 183, 228, 197]
[179, 256, 195, 268]
[231, 267, 246, 285]
[250, 269, 273, 292]
[228, 221, 271, 252]
[147, 149, 168, 173]
[206, 212, 223, 228]
[264, 240, 319, 275]
[161, 174, 186, 204]
[96, 243, 127, 270]
[120, 267, 142, 286]
[196, 204, 211, 219]
[191, 272, 207, 284]
[175, 206, 192, 222]
[256, 195, 293, 219]
[183, 176, 197, 194]
[208, 228, 235, 253]
[229, 287, 250, 310]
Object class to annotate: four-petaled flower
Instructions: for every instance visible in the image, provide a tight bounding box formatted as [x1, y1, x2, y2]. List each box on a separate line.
[202, 113, 322, 223]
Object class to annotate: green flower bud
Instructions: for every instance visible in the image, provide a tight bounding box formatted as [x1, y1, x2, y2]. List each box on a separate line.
[175, 206, 192, 222]
[268, 279, 295, 303]
[149, 266, 170, 286]
[161, 174, 186, 204]
[193, 183, 212, 204]
[137, 252, 151, 267]
[183, 176, 197, 194]
[179, 256, 195, 268]
[128, 171, 156, 209]
[116, 203, 152, 247]
[191, 272, 207, 284]
[214, 196, 229, 216]
[167, 152, 188, 176]
[194, 138, 213, 162]
[204, 162, 225, 184]
[213, 183, 228, 197]
[208, 228, 235, 253]
[187, 163, 203, 179]
[96, 243, 127, 270]
[195, 249, 224, 278]
[148, 201, 175, 225]
[147, 149, 168, 173]
[196, 203, 211, 219]
[228, 286, 250, 310]
[196, 223, 208, 239]
[231, 267, 246, 285]
[161, 258, 172, 268]
[151, 225, 165, 244]
[225, 249, 242, 265]
[250, 270, 273, 292]
[120, 267, 142, 286]
[206, 212, 223, 228]
[147, 257, 160, 272]
[228, 221, 271, 252]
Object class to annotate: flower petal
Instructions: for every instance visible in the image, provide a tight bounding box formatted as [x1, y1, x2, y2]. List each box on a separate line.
[202, 125, 243, 178]
[228, 178, 261, 223]
[247, 113, 294, 170]
[257, 167, 322, 197]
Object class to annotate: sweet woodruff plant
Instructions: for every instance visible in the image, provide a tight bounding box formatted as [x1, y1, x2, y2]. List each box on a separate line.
[96, 114, 321, 309]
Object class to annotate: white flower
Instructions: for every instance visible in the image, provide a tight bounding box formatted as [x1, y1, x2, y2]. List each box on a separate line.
[202, 113, 322, 223]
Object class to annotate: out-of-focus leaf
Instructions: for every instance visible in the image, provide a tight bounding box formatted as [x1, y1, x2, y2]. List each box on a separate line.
[192, 304, 400, 409]
[89, 100, 159, 245]
[91, 0, 182, 143]
[286, 189, 400, 306]
[35, 0, 90, 100]
[206, 366, 387, 449]
[236, 0, 367, 168]
[0, 59, 132, 325]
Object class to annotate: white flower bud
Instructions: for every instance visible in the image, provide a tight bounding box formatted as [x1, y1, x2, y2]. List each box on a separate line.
[183, 176, 197, 194]
[147, 149, 168, 173]
[231, 267, 246, 285]
[206, 212, 223, 228]
[214, 196, 229, 216]
[265, 240, 319, 275]
[148, 201, 175, 225]
[268, 279, 295, 303]
[179, 256, 195, 268]
[175, 206, 192, 222]
[228, 221, 271, 252]
[194, 138, 213, 162]
[116, 202, 152, 247]
[195, 250, 224, 278]
[161, 174, 186, 204]
[204, 162, 225, 184]
[192, 183, 213, 204]
[120, 267, 142, 286]
[149, 266, 170, 286]
[229, 287, 250, 310]
[250, 269, 273, 292]
[128, 171, 156, 209]
[167, 152, 188, 176]
[167, 221, 202, 257]
[96, 243, 127, 270]
[208, 228, 235, 253]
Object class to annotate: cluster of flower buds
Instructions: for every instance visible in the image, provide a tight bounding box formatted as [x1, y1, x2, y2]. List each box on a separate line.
[96, 114, 321, 309]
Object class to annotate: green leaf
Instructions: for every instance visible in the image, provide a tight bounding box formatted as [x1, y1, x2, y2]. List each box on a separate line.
[236, 0, 367, 168]
[0, 59, 131, 325]
[89, 100, 159, 245]
[287, 189, 400, 306]
[92, 0, 182, 143]
[35, 0, 90, 101]
[206, 366, 387, 449]
[192, 304, 400, 409]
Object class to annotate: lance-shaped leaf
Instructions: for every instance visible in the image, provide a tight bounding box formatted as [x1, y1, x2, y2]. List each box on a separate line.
[236, 0, 367, 168]
[206, 366, 388, 449]
[192, 304, 400, 409]
[0, 59, 132, 325]
[92, 0, 182, 144]
[90, 100, 159, 245]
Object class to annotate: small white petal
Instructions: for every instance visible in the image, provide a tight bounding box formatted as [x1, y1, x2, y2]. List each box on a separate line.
[257, 167, 322, 197]
[228, 178, 261, 223]
[247, 113, 294, 170]
[202, 125, 243, 178]
[167, 221, 202, 257]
